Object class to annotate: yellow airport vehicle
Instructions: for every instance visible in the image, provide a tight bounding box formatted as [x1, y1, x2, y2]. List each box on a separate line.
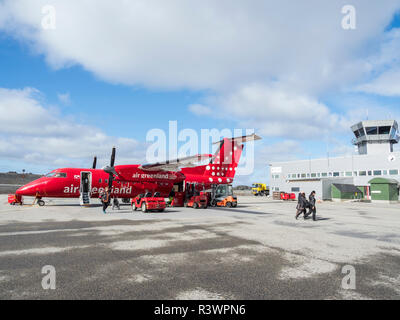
[252, 183, 269, 196]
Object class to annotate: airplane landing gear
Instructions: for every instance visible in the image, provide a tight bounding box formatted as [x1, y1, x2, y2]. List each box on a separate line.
[37, 199, 45, 206]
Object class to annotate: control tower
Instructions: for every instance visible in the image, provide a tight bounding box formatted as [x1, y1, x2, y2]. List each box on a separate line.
[351, 120, 399, 155]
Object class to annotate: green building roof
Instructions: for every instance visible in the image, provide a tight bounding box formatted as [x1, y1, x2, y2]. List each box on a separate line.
[369, 178, 399, 185]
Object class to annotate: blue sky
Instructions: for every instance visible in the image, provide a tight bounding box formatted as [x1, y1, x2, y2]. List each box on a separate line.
[1, 1, 400, 185]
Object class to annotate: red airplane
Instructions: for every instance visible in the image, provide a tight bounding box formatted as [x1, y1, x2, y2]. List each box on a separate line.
[13, 134, 261, 206]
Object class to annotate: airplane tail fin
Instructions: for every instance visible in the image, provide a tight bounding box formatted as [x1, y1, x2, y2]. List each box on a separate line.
[202, 134, 261, 182]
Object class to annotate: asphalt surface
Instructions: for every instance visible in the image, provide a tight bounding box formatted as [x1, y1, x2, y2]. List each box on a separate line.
[0, 195, 399, 300]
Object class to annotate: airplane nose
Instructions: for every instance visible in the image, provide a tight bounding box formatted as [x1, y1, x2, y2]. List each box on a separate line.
[16, 180, 46, 196]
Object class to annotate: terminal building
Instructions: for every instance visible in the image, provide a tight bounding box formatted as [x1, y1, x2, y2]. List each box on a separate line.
[269, 120, 400, 202]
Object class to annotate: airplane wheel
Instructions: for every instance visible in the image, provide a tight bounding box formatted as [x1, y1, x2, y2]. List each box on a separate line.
[141, 203, 147, 213]
[193, 202, 199, 209]
[38, 200, 45, 207]
[226, 202, 232, 208]
[232, 202, 238, 208]
[203, 205, 208, 209]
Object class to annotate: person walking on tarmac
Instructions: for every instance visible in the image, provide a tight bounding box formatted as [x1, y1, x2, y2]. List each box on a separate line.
[101, 187, 111, 214]
[308, 191, 317, 221]
[112, 195, 120, 210]
[295, 192, 308, 220]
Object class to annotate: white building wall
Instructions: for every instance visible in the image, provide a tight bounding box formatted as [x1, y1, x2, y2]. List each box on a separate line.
[270, 152, 400, 201]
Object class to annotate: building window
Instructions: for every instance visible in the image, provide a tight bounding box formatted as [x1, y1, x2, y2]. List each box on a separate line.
[373, 170, 382, 176]
[366, 127, 378, 135]
[368, 171, 372, 176]
[291, 187, 300, 192]
[329, 172, 333, 177]
[322, 173, 328, 177]
[345, 172, 352, 177]
[389, 169, 399, 175]
[383, 170, 388, 175]
[353, 171, 358, 176]
[311, 173, 317, 178]
[359, 171, 367, 176]
[317, 173, 321, 177]
[379, 126, 391, 135]
[333, 172, 340, 177]
[301, 174, 306, 178]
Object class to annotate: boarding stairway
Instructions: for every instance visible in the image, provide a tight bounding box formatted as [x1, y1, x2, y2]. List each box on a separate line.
[80, 192, 90, 206]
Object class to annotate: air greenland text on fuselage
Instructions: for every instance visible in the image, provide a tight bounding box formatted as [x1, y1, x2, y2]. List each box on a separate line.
[63, 185, 133, 195]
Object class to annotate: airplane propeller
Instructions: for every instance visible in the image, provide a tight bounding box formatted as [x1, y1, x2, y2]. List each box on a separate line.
[92, 156, 97, 169]
[102, 147, 117, 190]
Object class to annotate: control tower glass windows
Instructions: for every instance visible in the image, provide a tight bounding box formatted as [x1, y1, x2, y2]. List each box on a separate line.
[378, 126, 391, 135]
[354, 128, 366, 138]
[366, 127, 378, 135]
[390, 127, 398, 139]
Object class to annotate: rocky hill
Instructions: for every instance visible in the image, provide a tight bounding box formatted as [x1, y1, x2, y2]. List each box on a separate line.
[0, 172, 43, 194]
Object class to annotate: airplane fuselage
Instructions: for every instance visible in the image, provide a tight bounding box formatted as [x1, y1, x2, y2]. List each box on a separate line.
[16, 166, 185, 199]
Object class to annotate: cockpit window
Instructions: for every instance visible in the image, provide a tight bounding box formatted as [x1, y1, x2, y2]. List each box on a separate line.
[45, 172, 67, 178]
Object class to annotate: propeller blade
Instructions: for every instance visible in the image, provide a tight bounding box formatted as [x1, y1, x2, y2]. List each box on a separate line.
[108, 173, 114, 190]
[110, 147, 116, 167]
[92, 156, 97, 169]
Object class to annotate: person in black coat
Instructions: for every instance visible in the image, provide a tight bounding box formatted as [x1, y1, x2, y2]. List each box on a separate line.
[295, 192, 308, 220]
[307, 191, 317, 221]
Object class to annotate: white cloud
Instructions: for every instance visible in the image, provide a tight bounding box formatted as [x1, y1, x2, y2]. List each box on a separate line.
[0, 0, 398, 92]
[355, 28, 400, 96]
[188, 104, 212, 116]
[357, 67, 400, 96]
[57, 92, 71, 105]
[0, 87, 145, 170]
[192, 83, 349, 139]
[1, 0, 400, 174]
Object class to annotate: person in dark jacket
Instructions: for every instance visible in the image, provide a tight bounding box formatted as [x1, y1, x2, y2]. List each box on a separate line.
[112, 195, 120, 210]
[101, 187, 110, 214]
[308, 191, 317, 221]
[295, 192, 308, 220]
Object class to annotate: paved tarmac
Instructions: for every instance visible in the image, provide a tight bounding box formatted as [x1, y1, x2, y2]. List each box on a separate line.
[0, 195, 399, 300]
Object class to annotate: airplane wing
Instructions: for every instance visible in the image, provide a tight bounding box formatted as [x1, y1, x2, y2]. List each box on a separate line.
[139, 154, 213, 172]
[212, 133, 262, 145]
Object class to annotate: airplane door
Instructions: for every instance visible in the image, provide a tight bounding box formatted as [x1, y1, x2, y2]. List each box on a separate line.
[79, 172, 92, 206]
